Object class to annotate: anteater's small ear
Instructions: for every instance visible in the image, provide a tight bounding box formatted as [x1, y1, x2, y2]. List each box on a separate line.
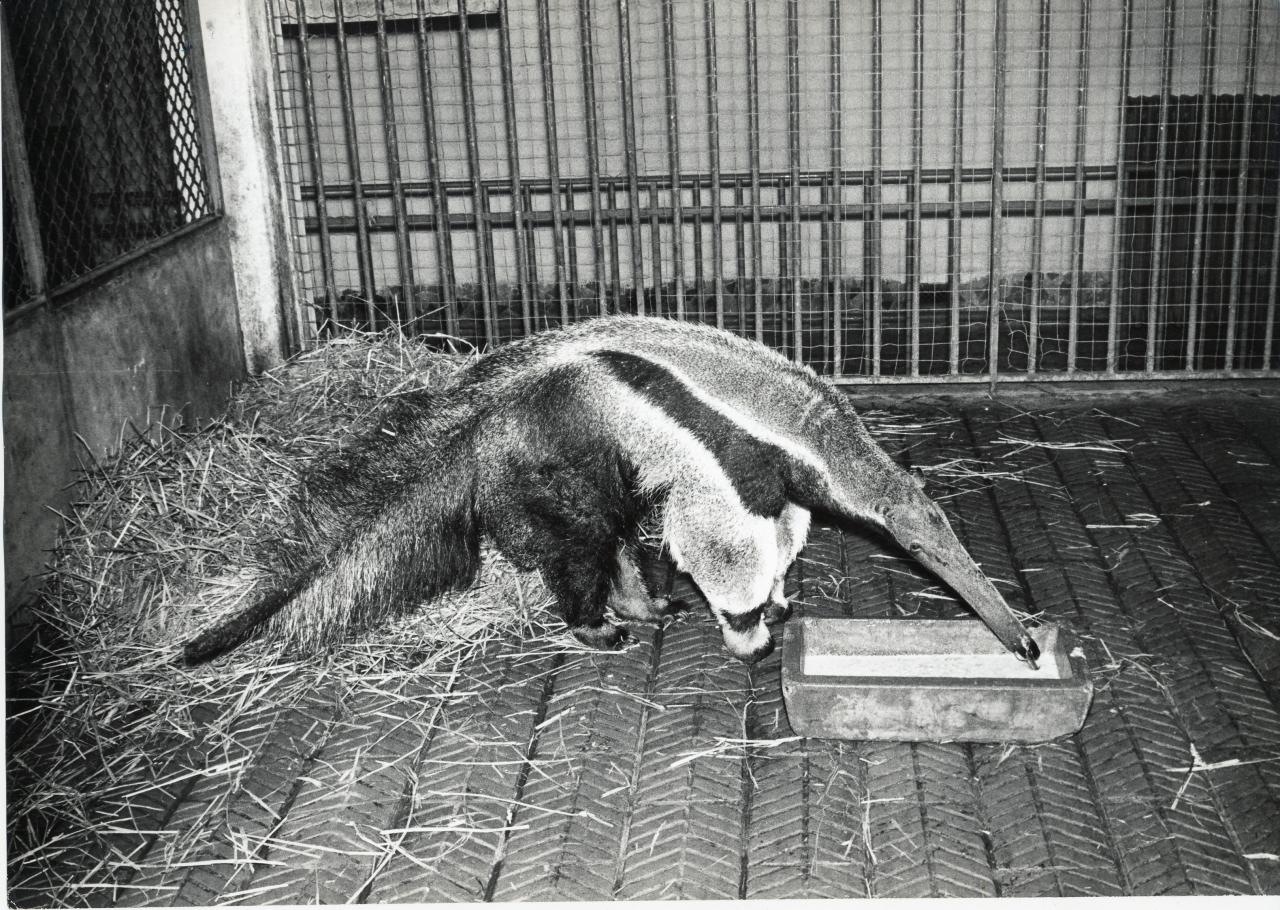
[872, 497, 893, 518]
[909, 467, 927, 490]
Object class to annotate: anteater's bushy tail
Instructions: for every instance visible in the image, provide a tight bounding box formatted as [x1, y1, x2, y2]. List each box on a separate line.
[183, 393, 484, 665]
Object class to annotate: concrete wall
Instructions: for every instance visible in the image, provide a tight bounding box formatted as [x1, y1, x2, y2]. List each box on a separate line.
[197, 0, 296, 371]
[4, 219, 246, 630]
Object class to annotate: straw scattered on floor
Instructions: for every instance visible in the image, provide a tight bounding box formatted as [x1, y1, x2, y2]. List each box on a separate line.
[6, 332, 567, 906]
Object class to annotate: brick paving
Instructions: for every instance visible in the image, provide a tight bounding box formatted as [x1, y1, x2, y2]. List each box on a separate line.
[16, 390, 1280, 903]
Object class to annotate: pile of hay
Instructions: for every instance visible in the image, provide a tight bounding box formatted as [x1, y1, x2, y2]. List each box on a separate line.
[6, 333, 555, 903]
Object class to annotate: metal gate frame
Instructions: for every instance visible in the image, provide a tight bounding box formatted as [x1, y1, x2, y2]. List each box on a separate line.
[269, 0, 1280, 385]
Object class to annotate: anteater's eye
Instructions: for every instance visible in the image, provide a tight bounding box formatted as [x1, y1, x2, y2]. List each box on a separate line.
[908, 542, 923, 553]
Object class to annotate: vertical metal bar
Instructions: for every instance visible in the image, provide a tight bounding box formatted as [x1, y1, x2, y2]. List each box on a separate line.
[829, 0, 843, 377]
[334, 0, 378, 322]
[1145, 0, 1176, 373]
[457, 0, 496, 345]
[948, 0, 966, 376]
[704, 0, 725, 327]
[564, 182, 580, 312]
[1106, 0, 1133, 374]
[578, 0, 607, 314]
[608, 181, 622, 300]
[1265, 184, 1280, 368]
[374, 0, 415, 327]
[746, 0, 763, 342]
[787, 0, 802, 361]
[293, 0, 339, 329]
[661, 0, 686, 318]
[616, 0, 645, 314]
[534, 0, 569, 325]
[1186, 0, 1217, 369]
[735, 177, 747, 328]
[989, 0, 1008, 391]
[497, 0, 533, 336]
[649, 180, 663, 314]
[413, 0, 458, 337]
[1067, 0, 1092, 373]
[909, 0, 924, 376]
[696, 176, 706, 308]
[521, 182, 539, 326]
[870, 0, 883, 376]
[1027, 0, 1050, 374]
[1225, 0, 1261, 370]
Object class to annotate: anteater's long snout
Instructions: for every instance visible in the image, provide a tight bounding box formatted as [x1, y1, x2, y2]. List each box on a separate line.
[914, 550, 1040, 669]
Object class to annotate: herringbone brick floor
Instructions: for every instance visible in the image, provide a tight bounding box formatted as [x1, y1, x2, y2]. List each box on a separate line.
[13, 390, 1280, 903]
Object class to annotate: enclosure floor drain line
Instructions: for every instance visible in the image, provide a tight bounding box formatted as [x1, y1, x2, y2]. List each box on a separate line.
[962, 408, 1150, 893]
[352, 658, 463, 903]
[227, 703, 342, 897]
[481, 649, 565, 901]
[610, 619, 668, 896]
[1023, 412, 1225, 892]
[962, 743, 1004, 898]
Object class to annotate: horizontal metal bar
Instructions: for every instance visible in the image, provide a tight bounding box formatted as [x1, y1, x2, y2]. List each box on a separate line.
[3, 293, 50, 325]
[302, 195, 1269, 234]
[299, 162, 1275, 201]
[832, 369, 1280, 387]
[45, 216, 223, 306]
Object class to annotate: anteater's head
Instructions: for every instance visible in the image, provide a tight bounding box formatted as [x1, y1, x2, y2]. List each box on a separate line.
[859, 463, 1041, 669]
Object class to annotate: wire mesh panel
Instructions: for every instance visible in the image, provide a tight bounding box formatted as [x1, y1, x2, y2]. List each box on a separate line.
[272, 0, 1279, 381]
[2, 0, 216, 311]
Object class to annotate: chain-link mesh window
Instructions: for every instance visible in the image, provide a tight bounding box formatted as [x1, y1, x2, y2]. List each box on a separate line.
[3, 0, 216, 304]
[273, 0, 1279, 380]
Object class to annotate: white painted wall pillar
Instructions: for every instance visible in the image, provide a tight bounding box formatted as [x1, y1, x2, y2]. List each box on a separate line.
[192, 0, 295, 372]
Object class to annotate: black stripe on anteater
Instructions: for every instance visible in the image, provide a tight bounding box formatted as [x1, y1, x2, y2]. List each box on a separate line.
[590, 349, 824, 518]
[723, 604, 766, 634]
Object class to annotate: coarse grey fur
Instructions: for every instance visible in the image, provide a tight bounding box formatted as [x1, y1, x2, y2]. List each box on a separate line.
[183, 317, 1039, 667]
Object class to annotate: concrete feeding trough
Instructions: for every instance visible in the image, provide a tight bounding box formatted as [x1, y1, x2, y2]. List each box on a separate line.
[781, 618, 1092, 743]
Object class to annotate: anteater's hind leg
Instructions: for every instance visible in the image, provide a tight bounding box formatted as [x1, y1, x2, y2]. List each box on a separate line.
[608, 542, 682, 622]
[484, 456, 641, 650]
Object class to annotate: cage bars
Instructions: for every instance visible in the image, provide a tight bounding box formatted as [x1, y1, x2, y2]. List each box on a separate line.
[1067, 0, 1092, 374]
[374, 0, 415, 326]
[577, 0, 607, 315]
[704, 0, 724, 329]
[413, 0, 459, 336]
[787, 0, 801, 362]
[827, 0, 843, 378]
[291, 2, 338, 330]
[1028, 0, 1050, 375]
[1106, 0, 1133, 375]
[1145, 0, 1176, 373]
[615, 0, 644, 315]
[869, 0, 883, 377]
[948, 0, 965, 377]
[746, 0, 763, 343]
[909, 0, 924, 377]
[273, 0, 1279, 384]
[989, 0, 1008, 390]
[456, 0, 496, 345]
[1186, 0, 1217, 370]
[661, 0, 685, 318]
[533, 0, 567, 324]
[1225, 0, 1262, 371]
[496, 0, 533, 335]
[332, 2, 377, 323]
[1266, 184, 1279, 369]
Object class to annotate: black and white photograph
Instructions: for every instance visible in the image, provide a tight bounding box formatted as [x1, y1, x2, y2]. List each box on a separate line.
[4, 0, 1279, 904]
